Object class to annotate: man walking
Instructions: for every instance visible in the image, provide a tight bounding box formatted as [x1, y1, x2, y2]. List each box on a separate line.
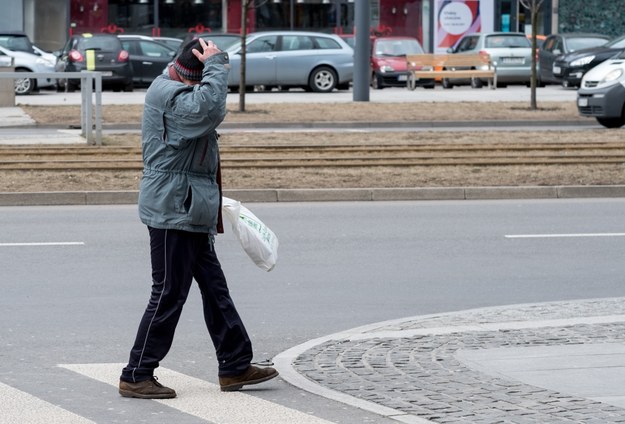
[118, 38, 278, 399]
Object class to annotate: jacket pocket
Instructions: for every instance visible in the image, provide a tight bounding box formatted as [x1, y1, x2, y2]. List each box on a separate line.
[184, 175, 219, 227]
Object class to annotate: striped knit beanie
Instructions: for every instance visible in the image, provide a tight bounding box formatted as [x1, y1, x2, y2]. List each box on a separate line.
[173, 39, 204, 81]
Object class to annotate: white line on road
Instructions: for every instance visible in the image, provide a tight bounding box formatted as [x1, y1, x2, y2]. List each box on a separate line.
[505, 233, 625, 239]
[0, 381, 95, 424]
[59, 363, 333, 424]
[0, 242, 85, 247]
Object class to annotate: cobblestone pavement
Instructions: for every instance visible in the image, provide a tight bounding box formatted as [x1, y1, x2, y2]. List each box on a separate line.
[275, 298, 625, 423]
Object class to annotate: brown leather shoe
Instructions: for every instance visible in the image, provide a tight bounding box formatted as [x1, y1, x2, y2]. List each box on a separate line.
[119, 376, 176, 399]
[219, 365, 279, 392]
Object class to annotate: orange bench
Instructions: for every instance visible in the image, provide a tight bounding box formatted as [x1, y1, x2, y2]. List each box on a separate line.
[406, 54, 497, 90]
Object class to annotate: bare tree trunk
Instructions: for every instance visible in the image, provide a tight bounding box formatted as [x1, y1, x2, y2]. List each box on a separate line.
[520, 0, 544, 110]
[530, 6, 538, 110]
[239, 1, 249, 112]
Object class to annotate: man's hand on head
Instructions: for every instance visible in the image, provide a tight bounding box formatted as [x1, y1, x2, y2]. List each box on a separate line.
[192, 38, 222, 62]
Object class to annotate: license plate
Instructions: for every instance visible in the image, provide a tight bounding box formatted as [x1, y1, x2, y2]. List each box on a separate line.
[577, 97, 588, 107]
[502, 57, 524, 64]
[553, 65, 561, 75]
[398, 74, 407, 81]
[100, 71, 113, 77]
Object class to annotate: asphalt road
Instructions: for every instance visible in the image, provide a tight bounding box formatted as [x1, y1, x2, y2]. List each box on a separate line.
[2, 199, 625, 423]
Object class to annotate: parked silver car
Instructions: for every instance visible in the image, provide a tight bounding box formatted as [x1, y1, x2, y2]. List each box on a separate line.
[225, 31, 353, 93]
[444, 32, 532, 88]
[577, 49, 625, 128]
[0, 44, 55, 95]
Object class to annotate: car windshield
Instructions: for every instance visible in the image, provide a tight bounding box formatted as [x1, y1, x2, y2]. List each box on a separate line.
[78, 37, 120, 52]
[0, 35, 33, 53]
[375, 39, 423, 56]
[567, 37, 609, 52]
[200, 35, 239, 51]
[485, 35, 530, 48]
[605, 34, 625, 49]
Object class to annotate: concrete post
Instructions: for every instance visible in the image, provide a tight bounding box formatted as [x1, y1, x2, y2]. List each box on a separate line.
[0, 57, 15, 107]
[353, 0, 371, 102]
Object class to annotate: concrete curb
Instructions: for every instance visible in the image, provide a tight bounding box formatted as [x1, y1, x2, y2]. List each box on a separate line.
[2, 185, 625, 206]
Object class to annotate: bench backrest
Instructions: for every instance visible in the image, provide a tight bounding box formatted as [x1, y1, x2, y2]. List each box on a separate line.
[406, 53, 492, 69]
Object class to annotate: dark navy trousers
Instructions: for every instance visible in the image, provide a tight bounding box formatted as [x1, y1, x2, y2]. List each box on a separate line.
[121, 227, 252, 383]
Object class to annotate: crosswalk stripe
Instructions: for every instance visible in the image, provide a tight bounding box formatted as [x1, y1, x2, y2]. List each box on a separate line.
[59, 363, 333, 424]
[0, 381, 95, 424]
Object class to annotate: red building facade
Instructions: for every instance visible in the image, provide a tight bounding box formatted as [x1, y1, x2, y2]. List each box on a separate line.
[68, 0, 427, 46]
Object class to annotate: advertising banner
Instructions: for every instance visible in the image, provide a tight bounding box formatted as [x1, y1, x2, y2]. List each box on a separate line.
[434, 0, 493, 53]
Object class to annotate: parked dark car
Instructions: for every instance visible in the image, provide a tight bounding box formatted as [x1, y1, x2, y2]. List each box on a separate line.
[118, 35, 176, 87]
[370, 36, 433, 89]
[552, 33, 625, 88]
[152, 36, 183, 51]
[577, 49, 625, 128]
[538, 33, 610, 85]
[55, 33, 133, 92]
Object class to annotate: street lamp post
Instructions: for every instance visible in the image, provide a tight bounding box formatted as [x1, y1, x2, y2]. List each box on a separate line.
[353, 0, 370, 101]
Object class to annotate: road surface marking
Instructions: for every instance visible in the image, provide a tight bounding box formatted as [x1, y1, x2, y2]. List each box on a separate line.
[59, 363, 333, 424]
[505, 233, 625, 239]
[0, 381, 94, 424]
[0, 242, 85, 247]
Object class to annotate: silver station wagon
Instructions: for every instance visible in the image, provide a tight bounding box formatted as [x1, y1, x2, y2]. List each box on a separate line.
[444, 32, 533, 88]
[225, 31, 353, 93]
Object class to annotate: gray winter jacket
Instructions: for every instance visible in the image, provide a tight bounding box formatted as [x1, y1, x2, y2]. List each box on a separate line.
[138, 52, 229, 234]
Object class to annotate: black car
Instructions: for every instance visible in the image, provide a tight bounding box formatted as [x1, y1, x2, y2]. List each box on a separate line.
[118, 35, 176, 87]
[538, 33, 610, 84]
[552, 33, 625, 88]
[55, 33, 133, 92]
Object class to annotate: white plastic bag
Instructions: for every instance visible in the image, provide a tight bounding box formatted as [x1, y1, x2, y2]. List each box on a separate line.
[221, 196, 279, 271]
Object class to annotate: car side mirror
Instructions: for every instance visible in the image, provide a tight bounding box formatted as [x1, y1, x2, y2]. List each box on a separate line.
[446, 47, 454, 53]
[553, 49, 561, 55]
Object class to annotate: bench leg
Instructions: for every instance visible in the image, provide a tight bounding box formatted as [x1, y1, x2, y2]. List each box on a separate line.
[491, 74, 497, 90]
[407, 74, 416, 91]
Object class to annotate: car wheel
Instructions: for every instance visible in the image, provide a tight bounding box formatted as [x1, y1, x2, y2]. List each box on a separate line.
[123, 82, 134, 92]
[14, 70, 34, 95]
[66, 81, 78, 92]
[309, 66, 337, 93]
[371, 73, 383, 89]
[441, 78, 453, 89]
[596, 116, 625, 128]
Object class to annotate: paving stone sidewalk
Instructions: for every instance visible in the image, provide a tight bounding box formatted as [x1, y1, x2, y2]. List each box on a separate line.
[280, 298, 625, 423]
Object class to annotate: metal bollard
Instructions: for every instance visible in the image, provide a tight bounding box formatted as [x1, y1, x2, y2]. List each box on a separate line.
[0, 57, 15, 107]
